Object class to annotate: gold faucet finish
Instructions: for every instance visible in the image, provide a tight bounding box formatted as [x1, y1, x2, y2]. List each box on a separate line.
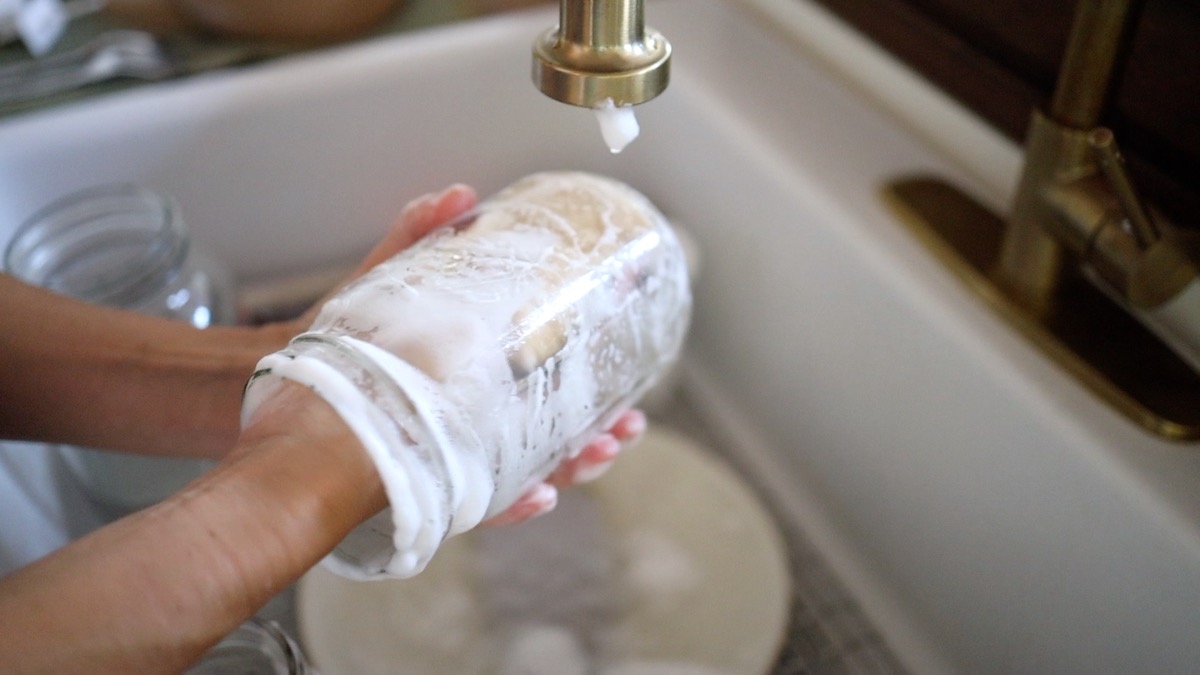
[992, 0, 1197, 316]
[532, 0, 671, 108]
[885, 0, 1200, 439]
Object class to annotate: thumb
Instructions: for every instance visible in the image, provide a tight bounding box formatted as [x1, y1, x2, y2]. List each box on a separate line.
[285, 184, 477, 331]
[351, 183, 478, 277]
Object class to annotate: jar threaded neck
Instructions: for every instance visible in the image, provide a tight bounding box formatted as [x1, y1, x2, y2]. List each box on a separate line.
[4, 184, 188, 308]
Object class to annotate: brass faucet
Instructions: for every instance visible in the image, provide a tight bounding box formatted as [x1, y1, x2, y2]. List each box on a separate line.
[531, 0, 671, 108]
[885, 0, 1200, 439]
[995, 1, 1198, 319]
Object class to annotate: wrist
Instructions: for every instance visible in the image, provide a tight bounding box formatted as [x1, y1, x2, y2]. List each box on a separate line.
[0, 382, 387, 673]
[235, 380, 387, 523]
[166, 0, 404, 43]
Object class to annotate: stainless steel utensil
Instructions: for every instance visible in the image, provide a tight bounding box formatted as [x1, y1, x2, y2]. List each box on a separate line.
[0, 29, 172, 105]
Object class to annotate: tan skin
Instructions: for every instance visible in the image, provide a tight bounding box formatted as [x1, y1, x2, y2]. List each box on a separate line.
[104, 0, 409, 44]
[0, 185, 644, 672]
[101, 1, 562, 45]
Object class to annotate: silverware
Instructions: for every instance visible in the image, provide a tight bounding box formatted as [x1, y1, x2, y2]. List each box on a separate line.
[0, 29, 172, 106]
[0, 27, 286, 112]
[0, 0, 107, 49]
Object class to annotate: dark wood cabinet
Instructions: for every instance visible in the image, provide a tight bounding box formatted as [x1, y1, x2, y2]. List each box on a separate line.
[813, 0, 1199, 227]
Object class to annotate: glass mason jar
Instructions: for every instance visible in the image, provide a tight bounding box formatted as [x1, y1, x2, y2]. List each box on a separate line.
[243, 172, 692, 579]
[4, 183, 234, 517]
[186, 619, 310, 674]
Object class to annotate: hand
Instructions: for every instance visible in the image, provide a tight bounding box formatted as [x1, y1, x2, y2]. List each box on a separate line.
[265, 183, 479, 340]
[104, 0, 406, 43]
[290, 184, 645, 527]
[485, 408, 648, 526]
[0, 183, 645, 672]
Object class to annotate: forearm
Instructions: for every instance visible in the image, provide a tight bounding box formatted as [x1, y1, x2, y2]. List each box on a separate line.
[0, 383, 384, 673]
[105, 0, 407, 43]
[175, 0, 405, 42]
[0, 275, 286, 458]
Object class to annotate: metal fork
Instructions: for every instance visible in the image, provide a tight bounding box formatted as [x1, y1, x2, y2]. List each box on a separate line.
[0, 29, 173, 106]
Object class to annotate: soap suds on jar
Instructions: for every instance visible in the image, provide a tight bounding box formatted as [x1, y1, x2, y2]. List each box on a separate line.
[244, 173, 692, 579]
[594, 99, 640, 154]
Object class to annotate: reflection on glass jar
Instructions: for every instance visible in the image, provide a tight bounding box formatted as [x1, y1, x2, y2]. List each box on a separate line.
[4, 184, 234, 517]
[244, 172, 692, 579]
[186, 619, 310, 675]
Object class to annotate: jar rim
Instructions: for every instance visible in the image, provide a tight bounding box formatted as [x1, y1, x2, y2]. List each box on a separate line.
[3, 183, 188, 307]
[243, 332, 478, 577]
[189, 618, 308, 674]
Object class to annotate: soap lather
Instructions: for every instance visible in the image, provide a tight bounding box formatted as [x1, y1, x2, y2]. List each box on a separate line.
[242, 172, 692, 579]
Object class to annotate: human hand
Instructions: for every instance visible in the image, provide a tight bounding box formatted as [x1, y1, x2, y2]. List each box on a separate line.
[104, 0, 406, 44]
[485, 408, 648, 526]
[287, 184, 645, 526]
[250, 183, 479, 346]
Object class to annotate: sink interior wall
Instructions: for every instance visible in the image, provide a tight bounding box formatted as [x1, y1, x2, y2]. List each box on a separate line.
[0, 18, 614, 279]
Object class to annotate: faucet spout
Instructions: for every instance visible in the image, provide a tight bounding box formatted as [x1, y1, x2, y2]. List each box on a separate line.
[532, 0, 671, 109]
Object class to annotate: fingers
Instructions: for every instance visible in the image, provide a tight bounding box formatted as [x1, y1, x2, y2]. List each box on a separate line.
[483, 410, 648, 527]
[542, 408, 646, 487]
[351, 184, 477, 277]
[546, 434, 620, 487]
[556, 409, 646, 482]
[483, 483, 558, 527]
[608, 408, 647, 444]
[283, 184, 477, 332]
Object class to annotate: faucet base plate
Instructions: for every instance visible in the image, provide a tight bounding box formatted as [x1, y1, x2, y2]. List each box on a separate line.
[884, 175, 1200, 441]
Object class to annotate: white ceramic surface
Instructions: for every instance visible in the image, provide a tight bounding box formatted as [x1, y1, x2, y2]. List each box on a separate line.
[3, 1, 1200, 672]
[296, 427, 791, 675]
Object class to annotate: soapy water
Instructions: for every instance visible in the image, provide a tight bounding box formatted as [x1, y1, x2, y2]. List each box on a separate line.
[594, 99, 640, 154]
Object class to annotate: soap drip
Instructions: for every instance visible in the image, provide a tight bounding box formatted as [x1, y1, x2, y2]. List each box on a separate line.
[593, 99, 639, 154]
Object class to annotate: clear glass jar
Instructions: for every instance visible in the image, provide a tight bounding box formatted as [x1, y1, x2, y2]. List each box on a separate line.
[4, 183, 234, 517]
[242, 172, 692, 579]
[186, 619, 310, 674]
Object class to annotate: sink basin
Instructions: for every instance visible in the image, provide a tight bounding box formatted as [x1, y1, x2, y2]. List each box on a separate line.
[4, 0, 1200, 672]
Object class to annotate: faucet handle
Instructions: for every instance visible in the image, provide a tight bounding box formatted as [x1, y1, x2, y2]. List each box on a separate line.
[1088, 127, 1160, 249]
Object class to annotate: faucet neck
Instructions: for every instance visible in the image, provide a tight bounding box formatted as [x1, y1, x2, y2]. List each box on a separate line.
[532, 0, 670, 108]
[1050, 0, 1140, 129]
[560, 0, 645, 50]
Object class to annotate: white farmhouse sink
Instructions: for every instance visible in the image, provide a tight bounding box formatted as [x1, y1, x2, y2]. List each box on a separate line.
[4, 1, 1200, 672]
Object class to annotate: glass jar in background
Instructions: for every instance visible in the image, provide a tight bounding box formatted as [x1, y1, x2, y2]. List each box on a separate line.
[4, 183, 235, 518]
[186, 619, 310, 675]
[243, 171, 692, 579]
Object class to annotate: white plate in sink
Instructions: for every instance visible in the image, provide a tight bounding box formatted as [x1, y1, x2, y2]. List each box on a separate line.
[296, 426, 791, 674]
